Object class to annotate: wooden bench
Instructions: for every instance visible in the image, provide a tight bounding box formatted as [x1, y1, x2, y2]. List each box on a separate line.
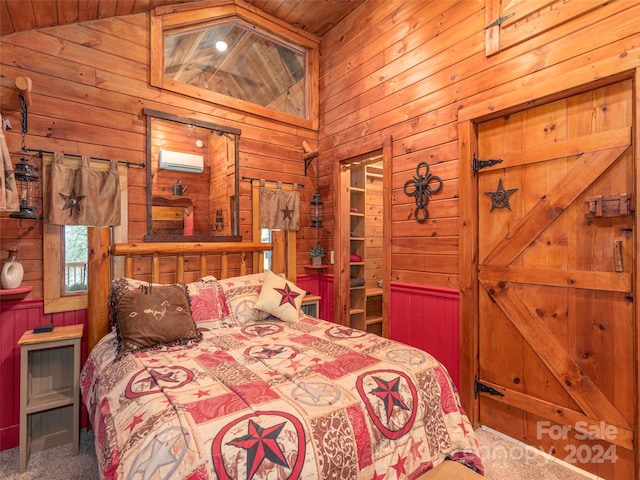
[416, 460, 484, 479]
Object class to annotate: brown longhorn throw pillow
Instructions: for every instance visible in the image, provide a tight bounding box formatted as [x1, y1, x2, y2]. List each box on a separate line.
[113, 283, 201, 358]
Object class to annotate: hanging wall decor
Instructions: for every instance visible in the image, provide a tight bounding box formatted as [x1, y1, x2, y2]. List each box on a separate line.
[403, 161, 443, 222]
[485, 178, 518, 211]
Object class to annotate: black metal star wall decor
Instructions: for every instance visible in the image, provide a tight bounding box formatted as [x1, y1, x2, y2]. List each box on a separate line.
[485, 178, 517, 212]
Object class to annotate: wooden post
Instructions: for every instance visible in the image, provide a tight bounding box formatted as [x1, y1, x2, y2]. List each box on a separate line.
[381, 135, 392, 338]
[176, 254, 184, 283]
[87, 227, 110, 352]
[457, 119, 480, 424]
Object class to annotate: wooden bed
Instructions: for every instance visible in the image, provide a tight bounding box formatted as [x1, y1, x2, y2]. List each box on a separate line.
[82, 233, 484, 479]
[86, 228, 277, 352]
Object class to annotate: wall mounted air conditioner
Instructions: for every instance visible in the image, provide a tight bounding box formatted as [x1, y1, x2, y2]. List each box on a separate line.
[159, 150, 204, 173]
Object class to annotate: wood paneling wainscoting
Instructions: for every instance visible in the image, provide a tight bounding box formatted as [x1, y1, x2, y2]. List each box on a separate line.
[0, 298, 87, 450]
[295, 275, 461, 386]
[296, 273, 334, 322]
[390, 283, 460, 387]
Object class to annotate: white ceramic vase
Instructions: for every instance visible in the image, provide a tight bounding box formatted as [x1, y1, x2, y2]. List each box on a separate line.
[1, 249, 24, 290]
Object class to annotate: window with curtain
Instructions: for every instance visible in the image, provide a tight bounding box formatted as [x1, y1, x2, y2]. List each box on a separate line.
[42, 153, 128, 313]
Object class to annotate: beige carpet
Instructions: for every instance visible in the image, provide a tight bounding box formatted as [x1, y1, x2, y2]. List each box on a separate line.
[475, 426, 603, 480]
[0, 430, 98, 479]
[0, 427, 603, 479]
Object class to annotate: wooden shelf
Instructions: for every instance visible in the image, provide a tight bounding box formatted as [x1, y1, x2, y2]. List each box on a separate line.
[303, 265, 328, 270]
[0, 286, 32, 296]
[366, 316, 383, 325]
[348, 165, 367, 332]
[366, 287, 382, 297]
[26, 389, 74, 414]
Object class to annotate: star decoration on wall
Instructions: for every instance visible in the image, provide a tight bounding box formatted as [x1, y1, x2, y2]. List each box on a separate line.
[274, 283, 300, 307]
[484, 178, 518, 211]
[59, 188, 86, 216]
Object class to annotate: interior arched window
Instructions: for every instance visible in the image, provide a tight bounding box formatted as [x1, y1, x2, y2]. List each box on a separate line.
[150, 1, 319, 130]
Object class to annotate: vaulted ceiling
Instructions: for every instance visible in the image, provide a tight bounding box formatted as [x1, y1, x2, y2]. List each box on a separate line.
[0, 0, 365, 38]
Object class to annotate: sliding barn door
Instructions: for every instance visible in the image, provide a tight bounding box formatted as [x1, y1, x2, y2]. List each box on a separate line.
[475, 79, 635, 479]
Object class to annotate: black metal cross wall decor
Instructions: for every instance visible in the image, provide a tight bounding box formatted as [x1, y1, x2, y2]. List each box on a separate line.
[403, 161, 443, 222]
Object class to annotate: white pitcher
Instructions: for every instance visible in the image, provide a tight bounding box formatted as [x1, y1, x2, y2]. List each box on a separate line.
[1, 248, 24, 290]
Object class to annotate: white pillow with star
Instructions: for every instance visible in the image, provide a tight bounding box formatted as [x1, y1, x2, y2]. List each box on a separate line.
[254, 270, 307, 322]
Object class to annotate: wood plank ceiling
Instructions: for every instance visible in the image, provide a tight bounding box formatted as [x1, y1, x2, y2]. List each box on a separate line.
[0, 0, 365, 38]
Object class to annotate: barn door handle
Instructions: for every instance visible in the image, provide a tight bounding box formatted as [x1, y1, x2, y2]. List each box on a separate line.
[614, 240, 623, 272]
[585, 193, 632, 217]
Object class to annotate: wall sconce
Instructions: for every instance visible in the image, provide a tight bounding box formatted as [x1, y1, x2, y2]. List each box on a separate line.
[9, 156, 40, 221]
[308, 147, 323, 228]
[311, 191, 323, 228]
[212, 209, 224, 232]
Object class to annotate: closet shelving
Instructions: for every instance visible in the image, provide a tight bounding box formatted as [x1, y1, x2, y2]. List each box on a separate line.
[363, 163, 383, 336]
[349, 167, 366, 331]
[342, 157, 385, 336]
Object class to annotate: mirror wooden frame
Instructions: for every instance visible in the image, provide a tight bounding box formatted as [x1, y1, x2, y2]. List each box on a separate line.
[143, 108, 241, 242]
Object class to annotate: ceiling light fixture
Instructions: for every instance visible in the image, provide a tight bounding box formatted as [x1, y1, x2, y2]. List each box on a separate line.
[215, 40, 228, 52]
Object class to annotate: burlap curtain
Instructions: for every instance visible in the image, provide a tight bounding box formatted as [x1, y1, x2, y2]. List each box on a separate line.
[0, 122, 19, 212]
[259, 181, 300, 231]
[44, 152, 121, 226]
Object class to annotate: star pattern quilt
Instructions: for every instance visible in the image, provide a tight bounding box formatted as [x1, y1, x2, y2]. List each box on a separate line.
[81, 315, 483, 479]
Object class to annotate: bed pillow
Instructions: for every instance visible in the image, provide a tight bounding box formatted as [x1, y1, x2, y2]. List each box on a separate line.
[112, 283, 202, 358]
[110, 276, 231, 325]
[253, 270, 307, 323]
[187, 277, 231, 324]
[218, 272, 275, 326]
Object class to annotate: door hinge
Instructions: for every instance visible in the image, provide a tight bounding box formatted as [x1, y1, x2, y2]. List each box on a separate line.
[474, 379, 505, 398]
[486, 13, 515, 29]
[473, 154, 503, 175]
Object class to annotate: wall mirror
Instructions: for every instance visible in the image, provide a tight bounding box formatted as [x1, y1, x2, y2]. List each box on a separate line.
[150, 0, 319, 130]
[143, 108, 241, 242]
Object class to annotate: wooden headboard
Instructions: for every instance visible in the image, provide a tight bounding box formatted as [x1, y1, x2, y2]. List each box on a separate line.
[87, 228, 276, 352]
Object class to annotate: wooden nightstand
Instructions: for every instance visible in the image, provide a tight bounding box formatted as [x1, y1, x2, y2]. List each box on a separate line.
[302, 295, 321, 318]
[18, 324, 83, 473]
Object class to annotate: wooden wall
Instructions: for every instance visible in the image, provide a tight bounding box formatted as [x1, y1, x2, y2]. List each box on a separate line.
[0, 11, 323, 300]
[0, 1, 636, 322]
[318, 0, 640, 290]
[318, 3, 639, 478]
